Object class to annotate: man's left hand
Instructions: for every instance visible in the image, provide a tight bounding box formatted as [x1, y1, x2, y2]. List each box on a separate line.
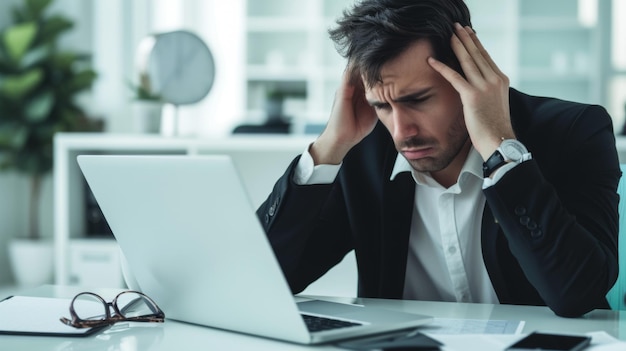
[427, 23, 515, 160]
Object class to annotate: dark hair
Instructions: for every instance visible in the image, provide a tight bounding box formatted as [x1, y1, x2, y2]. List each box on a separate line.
[329, 0, 472, 87]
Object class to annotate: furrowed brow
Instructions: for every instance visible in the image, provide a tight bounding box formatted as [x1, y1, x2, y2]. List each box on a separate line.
[367, 99, 388, 108]
[393, 88, 433, 103]
[366, 87, 433, 107]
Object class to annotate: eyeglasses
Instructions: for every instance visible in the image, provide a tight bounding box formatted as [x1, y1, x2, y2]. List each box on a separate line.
[60, 290, 165, 329]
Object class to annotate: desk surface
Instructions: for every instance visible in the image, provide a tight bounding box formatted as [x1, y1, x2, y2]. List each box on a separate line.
[1, 285, 624, 350]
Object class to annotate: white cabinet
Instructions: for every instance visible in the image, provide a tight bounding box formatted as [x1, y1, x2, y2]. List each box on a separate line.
[515, 0, 605, 105]
[467, 0, 606, 106]
[68, 239, 123, 287]
[244, 0, 353, 130]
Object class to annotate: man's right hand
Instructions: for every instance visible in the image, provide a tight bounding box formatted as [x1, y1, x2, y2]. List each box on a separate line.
[310, 69, 379, 165]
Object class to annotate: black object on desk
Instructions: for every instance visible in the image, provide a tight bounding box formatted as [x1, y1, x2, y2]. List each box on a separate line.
[505, 332, 591, 351]
[232, 120, 291, 134]
[337, 329, 442, 350]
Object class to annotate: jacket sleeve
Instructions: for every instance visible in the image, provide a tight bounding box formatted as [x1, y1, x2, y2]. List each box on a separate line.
[484, 104, 621, 317]
[256, 156, 354, 294]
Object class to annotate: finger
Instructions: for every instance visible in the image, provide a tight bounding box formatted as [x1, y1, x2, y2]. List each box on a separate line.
[331, 68, 354, 113]
[345, 61, 362, 87]
[450, 32, 483, 84]
[337, 66, 367, 112]
[351, 76, 367, 106]
[427, 56, 471, 93]
[463, 26, 506, 78]
[453, 23, 492, 79]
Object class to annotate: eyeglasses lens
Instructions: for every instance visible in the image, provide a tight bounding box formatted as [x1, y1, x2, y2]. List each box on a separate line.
[73, 293, 108, 322]
[116, 291, 158, 318]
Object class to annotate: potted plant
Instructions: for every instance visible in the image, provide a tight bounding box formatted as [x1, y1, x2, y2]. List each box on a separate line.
[0, 0, 100, 286]
[128, 77, 163, 134]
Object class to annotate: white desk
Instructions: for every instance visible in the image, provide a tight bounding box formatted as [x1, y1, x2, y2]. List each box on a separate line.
[1, 285, 625, 350]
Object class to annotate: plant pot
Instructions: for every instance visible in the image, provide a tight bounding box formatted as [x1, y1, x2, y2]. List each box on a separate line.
[8, 239, 54, 287]
[131, 100, 164, 134]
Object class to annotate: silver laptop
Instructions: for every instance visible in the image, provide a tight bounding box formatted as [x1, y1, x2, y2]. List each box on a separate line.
[77, 154, 432, 344]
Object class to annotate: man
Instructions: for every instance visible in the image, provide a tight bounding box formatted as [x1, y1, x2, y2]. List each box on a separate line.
[257, 0, 620, 318]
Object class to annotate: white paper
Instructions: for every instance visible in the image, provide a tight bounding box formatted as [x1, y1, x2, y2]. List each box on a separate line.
[421, 318, 524, 335]
[0, 296, 101, 335]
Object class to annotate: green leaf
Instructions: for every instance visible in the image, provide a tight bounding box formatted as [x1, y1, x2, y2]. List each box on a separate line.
[25, 0, 52, 18]
[0, 68, 43, 99]
[52, 52, 75, 70]
[68, 69, 97, 92]
[25, 91, 54, 122]
[3, 22, 37, 62]
[39, 15, 73, 43]
[0, 0, 99, 183]
[20, 45, 49, 68]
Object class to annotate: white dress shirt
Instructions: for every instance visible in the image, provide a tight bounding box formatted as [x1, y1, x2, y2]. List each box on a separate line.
[293, 145, 526, 304]
[390, 148, 498, 303]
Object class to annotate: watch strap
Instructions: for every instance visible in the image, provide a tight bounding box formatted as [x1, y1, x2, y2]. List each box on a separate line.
[482, 150, 507, 178]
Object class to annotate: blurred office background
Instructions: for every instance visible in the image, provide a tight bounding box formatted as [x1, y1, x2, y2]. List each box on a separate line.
[0, 0, 624, 290]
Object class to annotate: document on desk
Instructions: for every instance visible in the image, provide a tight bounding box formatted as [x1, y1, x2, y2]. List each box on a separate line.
[421, 318, 525, 335]
[0, 296, 104, 336]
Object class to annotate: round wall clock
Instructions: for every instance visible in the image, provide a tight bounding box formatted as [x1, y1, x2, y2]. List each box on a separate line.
[137, 30, 215, 106]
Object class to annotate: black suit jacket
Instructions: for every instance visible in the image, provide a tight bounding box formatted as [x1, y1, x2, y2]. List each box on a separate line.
[257, 89, 621, 317]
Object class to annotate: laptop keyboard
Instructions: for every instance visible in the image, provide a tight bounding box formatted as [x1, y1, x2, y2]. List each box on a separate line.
[301, 314, 363, 332]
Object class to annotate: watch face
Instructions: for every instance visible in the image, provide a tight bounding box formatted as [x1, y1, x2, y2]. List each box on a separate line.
[143, 30, 215, 105]
[500, 140, 527, 161]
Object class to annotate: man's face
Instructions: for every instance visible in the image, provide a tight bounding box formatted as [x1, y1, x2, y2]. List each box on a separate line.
[364, 40, 469, 174]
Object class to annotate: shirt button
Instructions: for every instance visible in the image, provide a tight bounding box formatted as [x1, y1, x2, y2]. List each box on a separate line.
[448, 246, 457, 254]
[531, 229, 543, 238]
[526, 221, 538, 230]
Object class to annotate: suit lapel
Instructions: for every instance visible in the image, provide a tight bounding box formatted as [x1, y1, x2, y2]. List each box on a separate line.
[379, 171, 415, 298]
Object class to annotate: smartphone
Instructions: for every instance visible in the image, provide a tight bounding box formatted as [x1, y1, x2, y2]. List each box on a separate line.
[506, 332, 591, 351]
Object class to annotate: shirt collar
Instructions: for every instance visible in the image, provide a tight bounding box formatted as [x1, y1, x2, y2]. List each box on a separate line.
[390, 147, 484, 186]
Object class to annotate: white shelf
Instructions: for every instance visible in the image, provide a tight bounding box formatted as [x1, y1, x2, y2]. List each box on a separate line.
[518, 68, 592, 81]
[247, 66, 312, 81]
[519, 18, 591, 30]
[247, 18, 315, 31]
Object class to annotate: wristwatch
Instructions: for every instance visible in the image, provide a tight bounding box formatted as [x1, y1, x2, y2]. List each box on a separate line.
[482, 139, 530, 177]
